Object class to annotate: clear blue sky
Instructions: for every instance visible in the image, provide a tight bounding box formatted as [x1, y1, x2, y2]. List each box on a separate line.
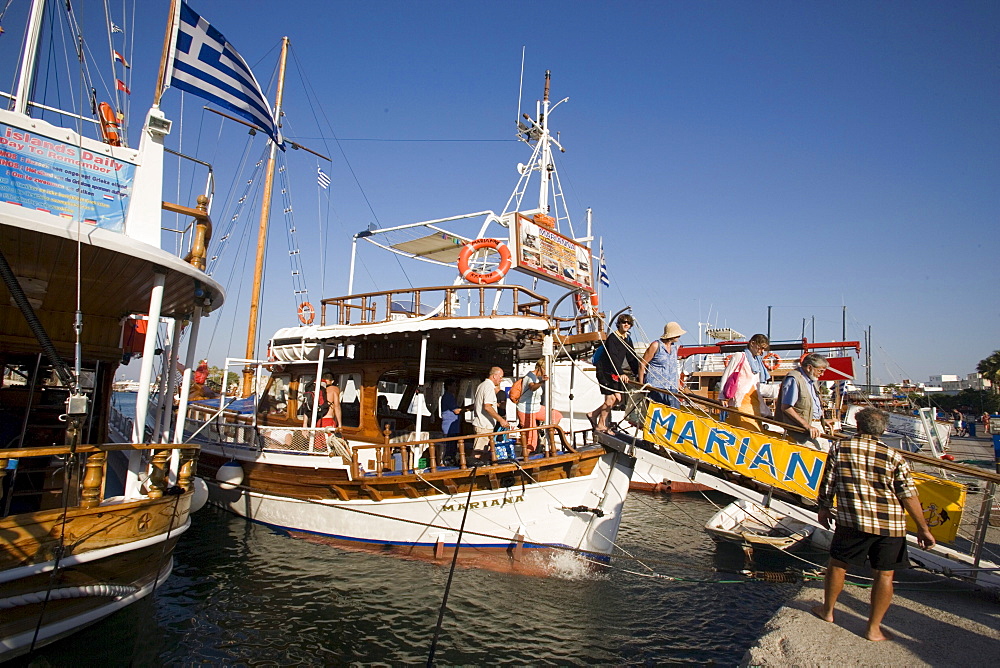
[5, 1, 997, 384]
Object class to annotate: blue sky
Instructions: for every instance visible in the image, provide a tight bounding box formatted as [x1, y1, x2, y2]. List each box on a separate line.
[4, 1, 997, 384]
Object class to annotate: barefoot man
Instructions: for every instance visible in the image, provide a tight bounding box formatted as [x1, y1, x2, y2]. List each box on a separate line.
[812, 407, 936, 641]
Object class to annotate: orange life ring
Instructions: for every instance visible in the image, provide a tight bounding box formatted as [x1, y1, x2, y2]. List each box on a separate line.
[574, 291, 599, 316]
[763, 353, 781, 371]
[457, 238, 512, 285]
[298, 301, 315, 325]
[723, 354, 735, 367]
[98, 102, 122, 147]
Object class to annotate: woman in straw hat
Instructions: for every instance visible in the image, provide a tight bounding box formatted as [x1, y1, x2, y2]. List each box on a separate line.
[639, 322, 686, 408]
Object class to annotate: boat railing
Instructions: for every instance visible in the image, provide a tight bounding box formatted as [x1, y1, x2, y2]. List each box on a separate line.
[320, 285, 549, 327]
[0, 442, 200, 516]
[109, 402, 134, 440]
[349, 424, 576, 479]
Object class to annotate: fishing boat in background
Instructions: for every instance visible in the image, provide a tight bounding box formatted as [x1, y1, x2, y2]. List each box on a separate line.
[174, 68, 634, 569]
[0, 0, 223, 658]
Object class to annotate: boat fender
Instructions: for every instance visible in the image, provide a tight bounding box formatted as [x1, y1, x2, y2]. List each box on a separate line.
[456, 238, 512, 285]
[190, 476, 210, 512]
[98, 102, 122, 147]
[762, 353, 781, 371]
[216, 461, 244, 490]
[297, 301, 315, 325]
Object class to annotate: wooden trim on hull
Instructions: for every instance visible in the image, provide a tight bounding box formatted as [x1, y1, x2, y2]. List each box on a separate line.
[197, 447, 604, 502]
[0, 543, 177, 660]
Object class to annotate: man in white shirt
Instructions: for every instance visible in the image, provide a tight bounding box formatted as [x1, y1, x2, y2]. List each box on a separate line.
[472, 366, 510, 463]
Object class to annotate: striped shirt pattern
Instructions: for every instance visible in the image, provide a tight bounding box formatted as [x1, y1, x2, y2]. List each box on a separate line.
[818, 434, 917, 537]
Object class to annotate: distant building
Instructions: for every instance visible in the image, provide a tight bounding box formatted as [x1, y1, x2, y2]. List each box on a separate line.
[925, 372, 992, 395]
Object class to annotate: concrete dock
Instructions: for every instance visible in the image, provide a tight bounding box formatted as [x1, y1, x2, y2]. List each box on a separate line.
[742, 432, 1000, 667]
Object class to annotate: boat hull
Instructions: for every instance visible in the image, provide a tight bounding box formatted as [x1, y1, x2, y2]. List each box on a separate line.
[0, 501, 190, 661]
[200, 445, 633, 570]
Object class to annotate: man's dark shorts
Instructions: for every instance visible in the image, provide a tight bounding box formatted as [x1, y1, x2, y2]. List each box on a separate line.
[830, 525, 909, 571]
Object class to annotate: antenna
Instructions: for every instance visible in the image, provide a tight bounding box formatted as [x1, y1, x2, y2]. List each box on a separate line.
[516, 46, 525, 131]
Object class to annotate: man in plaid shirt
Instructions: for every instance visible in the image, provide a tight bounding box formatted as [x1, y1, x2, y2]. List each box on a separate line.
[812, 408, 935, 642]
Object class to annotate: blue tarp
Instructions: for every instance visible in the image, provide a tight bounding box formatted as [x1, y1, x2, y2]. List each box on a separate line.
[189, 394, 258, 415]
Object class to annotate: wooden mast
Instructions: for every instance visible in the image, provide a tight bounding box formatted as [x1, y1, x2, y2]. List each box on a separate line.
[153, 0, 179, 106]
[242, 36, 289, 397]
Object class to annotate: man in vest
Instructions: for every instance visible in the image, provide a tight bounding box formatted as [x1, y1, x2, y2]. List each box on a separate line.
[775, 353, 831, 451]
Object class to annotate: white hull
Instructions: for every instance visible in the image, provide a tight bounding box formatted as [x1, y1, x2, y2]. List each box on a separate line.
[203, 446, 633, 561]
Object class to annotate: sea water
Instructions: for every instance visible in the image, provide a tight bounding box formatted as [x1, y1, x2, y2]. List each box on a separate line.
[12, 394, 805, 665]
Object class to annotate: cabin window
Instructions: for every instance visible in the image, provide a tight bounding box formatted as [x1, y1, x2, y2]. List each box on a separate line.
[264, 374, 291, 416]
[339, 373, 361, 428]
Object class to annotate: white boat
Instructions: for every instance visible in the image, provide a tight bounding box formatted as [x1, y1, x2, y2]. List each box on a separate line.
[180, 70, 634, 570]
[0, 0, 224, 658]
[705, 499, 815, 551]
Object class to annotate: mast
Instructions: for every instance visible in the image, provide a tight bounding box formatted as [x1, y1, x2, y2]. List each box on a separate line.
[242, 36, 289, 397]
[154, 0, 180, 106]
[537, 70, 551, 212]
[13, 0, 47, 115]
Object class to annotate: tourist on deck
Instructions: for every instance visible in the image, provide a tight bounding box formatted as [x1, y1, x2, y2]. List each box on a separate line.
[193, 359, 209, 386]
[319, 373, 342, 429]
[516, 359, 549, 454]
[440, 379, 467, 462]
[812, 407, 935, 642]
[718, 334, 772, 430]
[588, 314, 641, 433]
[472, 367, 509, 463]
[639, 322, 686, 409]
[775, 353, 831, 450]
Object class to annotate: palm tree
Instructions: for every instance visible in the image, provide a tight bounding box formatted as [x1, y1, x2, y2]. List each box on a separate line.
[975, 350, 1000, 394]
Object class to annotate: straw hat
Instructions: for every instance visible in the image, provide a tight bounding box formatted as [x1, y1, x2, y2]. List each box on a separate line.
[661, 322, 687, 339]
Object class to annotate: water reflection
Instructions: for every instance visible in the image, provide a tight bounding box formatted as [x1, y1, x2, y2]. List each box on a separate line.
[14, 490, 802, 665]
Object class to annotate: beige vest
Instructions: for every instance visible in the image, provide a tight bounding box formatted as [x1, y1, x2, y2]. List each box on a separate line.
[775, 368, 817, 425]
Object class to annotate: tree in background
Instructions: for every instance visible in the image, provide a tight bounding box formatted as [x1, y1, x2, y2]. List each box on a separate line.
[207, 366, 239, 391]
[975, 350, 1000, 394]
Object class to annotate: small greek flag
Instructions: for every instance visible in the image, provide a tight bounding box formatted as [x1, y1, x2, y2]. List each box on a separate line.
[317, 167, 330, 190]
[167, 1, 280, 146]
[598, 240, 610, 287]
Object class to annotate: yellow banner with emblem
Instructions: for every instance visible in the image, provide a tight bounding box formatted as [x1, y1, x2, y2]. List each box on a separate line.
[642, 403, 966, 543]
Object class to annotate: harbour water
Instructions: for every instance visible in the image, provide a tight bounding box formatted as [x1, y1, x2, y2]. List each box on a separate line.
[15, 395, 805, 665]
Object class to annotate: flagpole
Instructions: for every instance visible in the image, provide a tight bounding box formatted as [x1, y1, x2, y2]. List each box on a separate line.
[153, 0, 179, 106]
[242, 36, 289, 397]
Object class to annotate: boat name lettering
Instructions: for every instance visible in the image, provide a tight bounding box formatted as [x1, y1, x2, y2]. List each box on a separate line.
[441, 495, 524, 512]
[643, 404, 826, 498]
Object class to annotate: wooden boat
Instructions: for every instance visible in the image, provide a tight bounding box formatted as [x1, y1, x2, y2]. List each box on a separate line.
[0, 0, 224, 658]
[178, 70, 635, 570]
[704, 499, 814, 551]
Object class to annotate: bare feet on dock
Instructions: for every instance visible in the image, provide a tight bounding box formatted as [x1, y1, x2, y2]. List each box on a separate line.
[810, 605, 834, 623]
[865, 627, 894, 642]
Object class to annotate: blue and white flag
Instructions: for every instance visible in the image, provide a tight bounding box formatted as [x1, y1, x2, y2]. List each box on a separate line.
[317, 166, 330, 190]
[598, 240, 610, 287]
[167, 1, 280, 146]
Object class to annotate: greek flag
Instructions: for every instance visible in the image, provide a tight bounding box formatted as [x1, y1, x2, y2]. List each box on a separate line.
[167, 1, 280, 145]
[598, 240, 610, 287]
[317, 167, 330, 190]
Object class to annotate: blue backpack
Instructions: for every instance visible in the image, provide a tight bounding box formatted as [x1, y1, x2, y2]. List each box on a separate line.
[592, 344, 606, 366]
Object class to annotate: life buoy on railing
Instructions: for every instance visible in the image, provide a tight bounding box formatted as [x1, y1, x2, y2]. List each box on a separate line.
[298, 301, 315, 325]
[98, 102, 122, 147]
[456, 238, 512, 285]
[723, 354, 735, 367]
[763, 353, 781, 371]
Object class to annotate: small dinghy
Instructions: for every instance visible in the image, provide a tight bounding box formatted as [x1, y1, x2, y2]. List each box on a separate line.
[705, 499, 815, 551]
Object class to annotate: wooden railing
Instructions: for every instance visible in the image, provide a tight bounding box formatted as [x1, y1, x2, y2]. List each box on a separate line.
[320, 285, 550, 326]
[349, 424, 575, 479]
[0, 442, 200, 513]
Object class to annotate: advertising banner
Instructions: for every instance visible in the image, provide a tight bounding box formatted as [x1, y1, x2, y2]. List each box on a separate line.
[0, 122, 135, 232]
[510, 213, 593, 292]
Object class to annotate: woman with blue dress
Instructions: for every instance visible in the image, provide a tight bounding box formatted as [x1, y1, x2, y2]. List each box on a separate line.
[639, 321, 686, 408]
